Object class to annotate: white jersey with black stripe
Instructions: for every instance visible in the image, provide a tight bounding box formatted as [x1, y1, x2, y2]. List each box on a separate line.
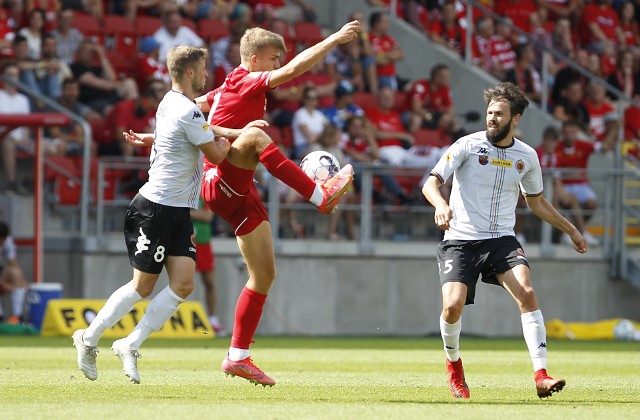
[139, 90, 214, 209]
[430, 131, 543, 240]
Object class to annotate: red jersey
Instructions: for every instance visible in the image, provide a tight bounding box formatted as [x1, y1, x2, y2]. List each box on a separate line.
[555, 140, 596, 184]
[427, 20, 466, 55]
[206, 65, 271, 128]
[535, 146, 560, 172]
[583, 100, 614, 141]
[581, 3, 620, 45]
[622, 21, 639, 46]
[365, 107, 406, 148]
[408, 80, 453, 113]
[136, 54, 170, 91]
[624, 105, 640, 139]
[344, 136, 371, 155]
[370, 33, 399, 77]
[489, 36, 516, 71]
[494, 0, 537, 33]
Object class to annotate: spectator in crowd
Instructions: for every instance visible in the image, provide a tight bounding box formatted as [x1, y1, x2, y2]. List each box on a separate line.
[212, 41, 241, 89]
[70, 39, 139, 114]
[549, 17, 575, 62]
[248, 0, 315, 25]
[26, 0, 60, 32]
[323, 80, 365, 130]
[18, 8, 46, 61]
[426, 0, 466, 57]
[488, 17, 517, 80]
[535, 125, 589, 246]
[537, 0, 582, 22]
[346, 10, 378, 94]
[583, 80, 617, 142]
[366, 86, 415, 166]
[0, 62, 32, 194]
[619, 1, 640, 55]
[190, 198, 226, 335]
[63, 0, 103, 20]
[580, 0, 625, 53]
[471, 16, 496, 75]
[100, 84, 163, 157]
[153, 9, 205, 64]
[48, 78, 101, 157]
[552, 48, 589, 105]
[0, 6, 15, 53]
[291, 86, 328, 160]
[343, 115, 415, 205]
[624, 95, 640, 143]
[307, 124, 354, 240]
[553, 79, 590, 131]
[406, 63, 463, 139]
[210, 22, 249, 80]
[369, 10, 403, 91]
[528, 11, 557, 76]
[135, 36, 170, 93]
[325, 35, 367, 94]
[504, 43, 542, 104]
[494, 0, 537, 34]
[606, 48, 640, 99]
[0, 221, 28, 324]
[51, 7, 84, 65]
[555, 120, 617, 246]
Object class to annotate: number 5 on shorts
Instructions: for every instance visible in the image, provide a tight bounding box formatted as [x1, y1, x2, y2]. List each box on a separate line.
[438, 259, 453, 274]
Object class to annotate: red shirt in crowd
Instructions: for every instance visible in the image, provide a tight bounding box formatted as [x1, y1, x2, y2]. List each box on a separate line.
[494, 0, 537, 33]
[407, 80, 453, 113]
[489, 35, 516, 71]
[370, 33, 399, 77]
[581, 2, 620, 45]
[365, 107, 406, 148]
[136, 54, 170, 92]
[536, 146, 559, 171]
[427, 19, 466, 55]
[583, 100, 614, 141]
[555, 140, 596, 184]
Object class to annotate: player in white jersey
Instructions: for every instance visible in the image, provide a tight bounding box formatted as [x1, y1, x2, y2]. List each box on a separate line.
[72, 46, 264, 384]
[423, 82, 587, 399]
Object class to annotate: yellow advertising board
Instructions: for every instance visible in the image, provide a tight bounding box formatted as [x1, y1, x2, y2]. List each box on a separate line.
[40, 299, 214, 338]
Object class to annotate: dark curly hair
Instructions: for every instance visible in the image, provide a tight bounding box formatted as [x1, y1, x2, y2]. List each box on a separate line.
[484, 82, 529, 117]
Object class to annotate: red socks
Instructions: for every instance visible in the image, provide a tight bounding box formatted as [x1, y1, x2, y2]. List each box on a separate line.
[259, 143, 315, 199]
[231, 286, 268, 349]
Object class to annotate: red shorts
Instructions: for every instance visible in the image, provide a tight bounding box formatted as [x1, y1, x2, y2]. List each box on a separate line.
[195, 242, 215, 272]
[201, 159, 269, 236]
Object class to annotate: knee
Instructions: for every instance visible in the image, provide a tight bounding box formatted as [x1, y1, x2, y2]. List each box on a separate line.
[173, 282, 194, 299]
[253, 265, 276, 288]
[245, 126, 270, 144]
[136, 285, 154, 298]
[442, 302, 463, 322]
[520, 287, 537, 309]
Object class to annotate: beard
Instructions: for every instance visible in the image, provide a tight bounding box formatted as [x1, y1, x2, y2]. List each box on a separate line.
[486, 118, 512, 144]
[192, 79, 205, 94]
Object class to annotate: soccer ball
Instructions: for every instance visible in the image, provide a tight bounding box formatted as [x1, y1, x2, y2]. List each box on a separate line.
[300, 150, 341, 183]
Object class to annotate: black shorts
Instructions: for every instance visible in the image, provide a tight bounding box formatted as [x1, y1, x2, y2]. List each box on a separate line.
[436, 236, 529, 305]
[124, 194, 196, 274]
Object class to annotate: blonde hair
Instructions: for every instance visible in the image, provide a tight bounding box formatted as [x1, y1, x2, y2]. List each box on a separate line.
[166, 46, 208, 80]
[239, 27, 286, 63]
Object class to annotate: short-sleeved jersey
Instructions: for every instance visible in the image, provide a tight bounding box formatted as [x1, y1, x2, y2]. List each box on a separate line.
[408, 80, 453, 113]
[370, 33, 399, 77]
[430, 131, 543, 240]
[554, 139, 599, 184]
[139, 90, 214, 209]
[0, 235, 17, 265]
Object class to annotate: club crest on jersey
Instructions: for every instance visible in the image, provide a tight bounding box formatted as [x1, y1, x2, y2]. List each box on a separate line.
[516, 159, 525, 173]
[491, 158, 512, 168]
[478, 155, 489, 165]
[192, 111, 202, 119]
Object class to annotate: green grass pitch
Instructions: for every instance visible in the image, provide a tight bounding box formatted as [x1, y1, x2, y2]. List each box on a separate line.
[1, 336, 639, 419]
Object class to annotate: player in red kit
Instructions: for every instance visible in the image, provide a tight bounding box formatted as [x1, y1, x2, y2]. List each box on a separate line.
[194, 21, 360, 387]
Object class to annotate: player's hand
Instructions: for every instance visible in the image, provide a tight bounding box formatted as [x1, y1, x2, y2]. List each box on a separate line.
[333, 20, 360, 45]
[243, 120, 269, 130]
[434, 205, 452, 231]
[123, 130, 153, 146]
[568, 231, 588, 254]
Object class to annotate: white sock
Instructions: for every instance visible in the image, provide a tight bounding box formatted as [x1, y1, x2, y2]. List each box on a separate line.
[309, 185, 323, 206]
[83, 282, 143, 347]
[521, 309, 547, 372]
[440, 315, 461, 362]
[124, 286, 185, 350]
[11, 287, 27, 317]
[228, 347, 250, 361]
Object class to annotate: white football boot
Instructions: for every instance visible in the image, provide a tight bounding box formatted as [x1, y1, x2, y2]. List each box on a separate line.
[111, 339, 141, 384]
[72, 329, 98, 380]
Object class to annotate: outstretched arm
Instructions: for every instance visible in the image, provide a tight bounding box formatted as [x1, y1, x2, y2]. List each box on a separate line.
[525, 194, 587, 253]
[268, 20, 360, 88]
[122, 131, 154, 147]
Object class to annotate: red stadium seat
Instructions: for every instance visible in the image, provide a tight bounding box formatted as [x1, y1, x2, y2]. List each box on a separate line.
[105, 50, 135, 79]
[71, 12, 104, 45]
[412, 128, 447, 147]
[104, 15, 137, 55]
[135, 16, 162, 37]
[352, 91, 376, 110]
[182, 17, 197, 33]
[294, 22, 323, 47]
[197, 19, 230, 43]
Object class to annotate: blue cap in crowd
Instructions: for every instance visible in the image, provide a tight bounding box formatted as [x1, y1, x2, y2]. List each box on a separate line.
[139, 36, 160, 54]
